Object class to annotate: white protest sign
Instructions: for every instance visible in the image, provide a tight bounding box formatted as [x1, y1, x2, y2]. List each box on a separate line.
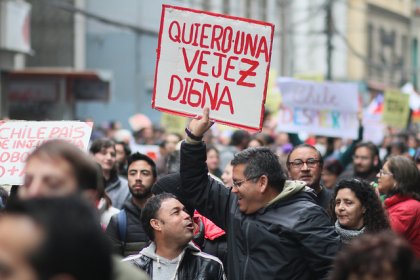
[152, 5, 274, 132]
[0, 121, 93, 185]
[277, 78, 359, 139]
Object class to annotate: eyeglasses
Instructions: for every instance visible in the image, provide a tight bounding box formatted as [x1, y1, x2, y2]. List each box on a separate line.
[232, 175, 261, 188]
[378, 169, 393, 177]
[287, 158, 321, 169]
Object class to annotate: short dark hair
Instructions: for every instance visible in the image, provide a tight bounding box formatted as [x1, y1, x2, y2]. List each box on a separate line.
[229, 130, 250, 146]
[5, 196, 112, 280]
[329, 231, 420, 280]
[231, 147, 286, 192]
[386, 156, 420, 200]
[354, 142, 380, 161]
[89, 138, 116, 154]
[206, 144, 220, 155]
[331, 179, 389, 232]
[323, 159, 343, 176]
[127, 152, 157, 178]
[28, 140, 103, 192]
[286, 144, 324, 167]
[141, 192, 177, 241]
[114, 141, 131, 157]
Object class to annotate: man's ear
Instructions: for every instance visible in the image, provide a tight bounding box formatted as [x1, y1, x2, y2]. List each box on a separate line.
[259, 175, 269, 193]
[150, 219, 161, 232]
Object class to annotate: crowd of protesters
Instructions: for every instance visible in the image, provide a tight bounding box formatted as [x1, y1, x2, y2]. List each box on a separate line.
[0, 108, 420, 280]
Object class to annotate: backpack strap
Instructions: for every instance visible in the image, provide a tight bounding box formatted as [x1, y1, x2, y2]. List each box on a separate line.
[118, 209, 127, 255]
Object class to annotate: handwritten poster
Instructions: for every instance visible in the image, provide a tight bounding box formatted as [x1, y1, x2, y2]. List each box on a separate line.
[382, 89, 410, 129]
[277, 78, 359, 139]
[152, 5, 274, 132]
[0, 121, 93, 185]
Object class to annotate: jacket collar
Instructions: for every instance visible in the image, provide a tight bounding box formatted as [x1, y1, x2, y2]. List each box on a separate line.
[266, 180, 307, 207]
[384, 194, 411, 208]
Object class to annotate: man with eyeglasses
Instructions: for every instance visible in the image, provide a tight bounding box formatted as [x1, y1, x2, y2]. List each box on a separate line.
[106, 152, 157, 257]
[286, 144, 332, 209]
[339, 142, 381, 183]
[177, 108, 340, 280]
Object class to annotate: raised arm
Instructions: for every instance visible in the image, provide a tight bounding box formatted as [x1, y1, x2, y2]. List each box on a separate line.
[180, 108, 234, 230]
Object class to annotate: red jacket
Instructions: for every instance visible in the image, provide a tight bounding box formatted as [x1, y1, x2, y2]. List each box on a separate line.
[385, 195, 420, 258]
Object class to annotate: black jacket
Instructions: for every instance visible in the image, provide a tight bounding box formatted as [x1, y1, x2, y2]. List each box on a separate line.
[125, 242, 226, 280]
[180, 141, 341, 280]
[106, 199, 149, 257]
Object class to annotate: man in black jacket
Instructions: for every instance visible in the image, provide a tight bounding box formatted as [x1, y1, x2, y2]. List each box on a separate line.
[179, 108, 341, 280]
[124, 193, 226, 280]
[106, 152, 157, 256]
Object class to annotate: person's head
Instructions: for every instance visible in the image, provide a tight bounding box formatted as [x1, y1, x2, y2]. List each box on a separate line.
[247, 136, 265, 148]
[21, 140, 102, 200]
[286, 144, 323, 190]
[0, 196, 112, 280]
[206, 145, 220, 173]
[127, 152, 157, 200]
[89, 138, 117, 177]
[377, 156, 420, 200]
[332, 179, 389, 232]
[164, 133, 182, 154]
[221, 163, 233, 188]
[114, 141, 131, 167]
[322, 159, 343, 189]
[231, 147, 286, 214]
[352, 142, 380, 175]
[275, 132, 290, 146]
[390, 141, 408, 157]
[314, 136, 329, 157]
[329, 231, 420, 280]
[141, 193, 194, 248]
[229, 130, 251, 150]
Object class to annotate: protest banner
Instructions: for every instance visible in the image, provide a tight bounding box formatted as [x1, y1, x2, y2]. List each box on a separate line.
[152, 5, 274, 132]
[0, 121, 93, 185]
[160, 113, 187, 135]
[277, 78, 359, 139]
[382, 89, 410, 129]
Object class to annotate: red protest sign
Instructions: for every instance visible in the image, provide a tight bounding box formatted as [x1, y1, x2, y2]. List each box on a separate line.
[152, 5, 274, 132]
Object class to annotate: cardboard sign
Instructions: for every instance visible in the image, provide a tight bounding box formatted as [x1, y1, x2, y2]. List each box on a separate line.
[0, 121, 93, 185]
[382, 89, 410, 129]
[152, 5, 274, 132]
[160, 113, 187, 135]
[277, 78, 359, 139]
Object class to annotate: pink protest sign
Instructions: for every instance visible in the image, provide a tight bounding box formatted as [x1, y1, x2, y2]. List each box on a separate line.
[152, 5, 274, 132]
[0, 121, 93, 185]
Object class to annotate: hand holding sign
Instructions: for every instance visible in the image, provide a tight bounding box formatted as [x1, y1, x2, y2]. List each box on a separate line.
[188, 108, 214, 138]
[153, 5, 274, 132]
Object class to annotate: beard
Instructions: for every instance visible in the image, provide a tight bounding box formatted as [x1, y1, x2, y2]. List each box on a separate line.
[129, 186, 152, 199]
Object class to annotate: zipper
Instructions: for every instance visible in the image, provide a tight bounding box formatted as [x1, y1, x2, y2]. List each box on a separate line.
[243, 222, 250, 279]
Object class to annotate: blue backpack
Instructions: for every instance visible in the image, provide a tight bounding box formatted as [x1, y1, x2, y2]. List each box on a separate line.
[117, 209, 127, 243]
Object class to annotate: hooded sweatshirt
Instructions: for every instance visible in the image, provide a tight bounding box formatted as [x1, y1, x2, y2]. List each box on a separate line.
[124, 241, 226, 280]
[140, 242, 185, 280]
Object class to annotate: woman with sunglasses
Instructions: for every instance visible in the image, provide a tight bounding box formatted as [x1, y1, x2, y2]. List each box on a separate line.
[377, 156, 420, 258]
[331, 179, 389, 243]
